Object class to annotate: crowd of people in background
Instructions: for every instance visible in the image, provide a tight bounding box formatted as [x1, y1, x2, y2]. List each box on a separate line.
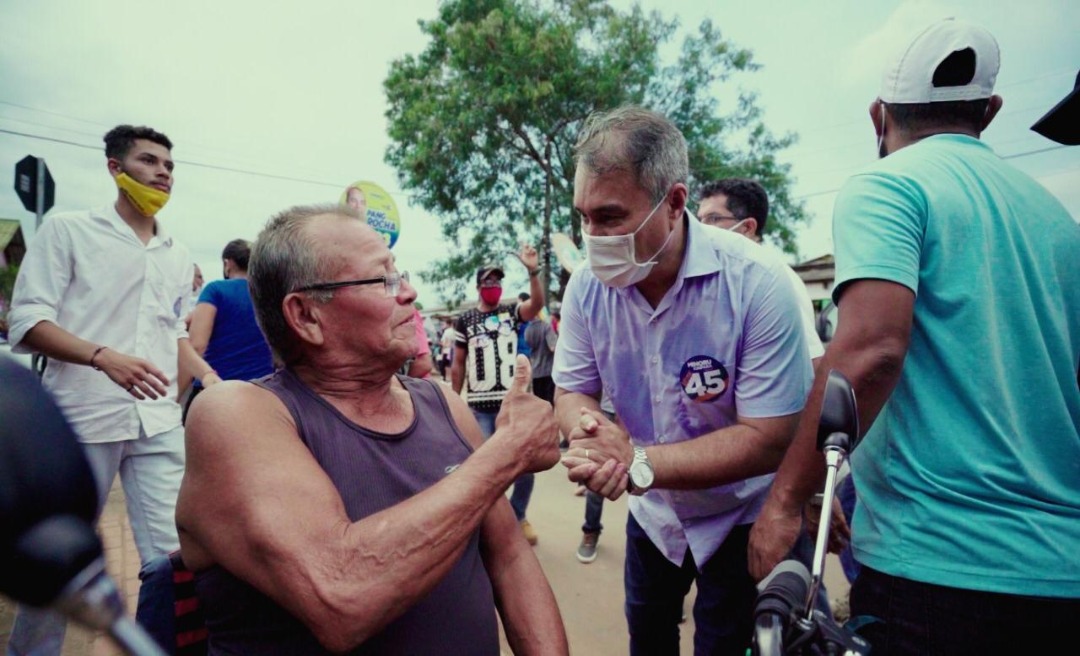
[3, 16, 1078, 656]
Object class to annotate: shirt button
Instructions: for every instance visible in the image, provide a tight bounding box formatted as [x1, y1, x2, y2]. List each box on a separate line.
[653, 396, 660, 404]
[651, 356, 659, 364]
[657, 435, 665, 443]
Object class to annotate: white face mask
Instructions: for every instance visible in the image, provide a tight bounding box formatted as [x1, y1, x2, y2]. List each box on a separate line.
[584, 193, 675, 288]
[726, 218, 750, 234]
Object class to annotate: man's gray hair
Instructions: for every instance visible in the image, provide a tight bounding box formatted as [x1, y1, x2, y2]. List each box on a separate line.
[248, 203, 360, 364]
[573, 105, 689, 203]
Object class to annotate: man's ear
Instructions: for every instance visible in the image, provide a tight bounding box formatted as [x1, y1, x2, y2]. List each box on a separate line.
[869, 99, 886, 138]
[107, 157, 123, 178]
[668, 183, 689, 221]
[742, 217, 761, 241]
[981, 95, 1004, 132]
[282, 294, 325, 348]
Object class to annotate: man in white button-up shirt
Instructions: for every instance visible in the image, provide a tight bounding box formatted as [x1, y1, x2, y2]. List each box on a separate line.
[6, 124, 220, 655]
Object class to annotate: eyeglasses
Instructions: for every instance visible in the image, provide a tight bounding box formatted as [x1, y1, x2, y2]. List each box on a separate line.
[294, 271, 410, 298]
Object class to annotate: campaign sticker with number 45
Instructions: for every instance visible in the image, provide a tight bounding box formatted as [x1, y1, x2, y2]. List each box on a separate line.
[679, 355, 728, 402]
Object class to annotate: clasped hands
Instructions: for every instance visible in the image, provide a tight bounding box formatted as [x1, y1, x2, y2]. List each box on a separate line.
[561, 407, 633, 500]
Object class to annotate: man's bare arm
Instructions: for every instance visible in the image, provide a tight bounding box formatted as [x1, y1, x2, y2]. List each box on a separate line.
[177, 338, 220, 389]
[519, 272, 546, 322]
[21, 320, 169, 399]
[445, 387, 567, 655]
[557, 383, 796, 489]
[20, 320, 105, 367]
[451, 344, 466, 394]
[555, 386, 633, 498]
[178, 359, 558, 653]
[748, 279, 913, 579]
[186, 303, 216, 356]
[516, 243, 545, 323]
[647, 412, 799, 490]
[553, 386, 602, 437]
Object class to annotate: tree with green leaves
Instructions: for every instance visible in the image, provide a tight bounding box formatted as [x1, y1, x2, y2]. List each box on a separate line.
[385, 0, 806, 303]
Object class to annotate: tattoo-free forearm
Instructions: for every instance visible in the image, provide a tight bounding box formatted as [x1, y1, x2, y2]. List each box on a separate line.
[553, 388, 602, 438]
[22, 321, 104, 366]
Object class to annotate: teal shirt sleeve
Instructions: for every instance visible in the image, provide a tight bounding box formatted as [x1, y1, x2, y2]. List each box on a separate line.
[831, 171, 926, 303]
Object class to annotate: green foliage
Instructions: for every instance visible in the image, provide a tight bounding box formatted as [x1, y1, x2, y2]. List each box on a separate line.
[0, 263, 19, 333]
[385, 0, 807, 303]
[0, 264, 18, 304]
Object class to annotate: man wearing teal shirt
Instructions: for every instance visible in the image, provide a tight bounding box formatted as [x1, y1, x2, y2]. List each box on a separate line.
[748, 18, 1079, 654]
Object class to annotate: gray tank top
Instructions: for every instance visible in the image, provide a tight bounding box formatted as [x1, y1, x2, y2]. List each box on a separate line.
[194, 370, 499, 655]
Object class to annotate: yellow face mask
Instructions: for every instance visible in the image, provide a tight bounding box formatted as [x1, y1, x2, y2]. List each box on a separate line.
[115, 172, 170, 217]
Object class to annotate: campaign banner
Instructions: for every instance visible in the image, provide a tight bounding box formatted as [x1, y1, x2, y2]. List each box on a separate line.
[340, 181, 402, 249]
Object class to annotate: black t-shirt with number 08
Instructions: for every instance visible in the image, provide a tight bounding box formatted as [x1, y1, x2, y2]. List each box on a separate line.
[454, 303, 521, 412]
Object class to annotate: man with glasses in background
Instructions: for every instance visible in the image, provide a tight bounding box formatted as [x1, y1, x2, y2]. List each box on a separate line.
[451, 247, 546, 544]
[176, 204, 567, 654]
[697, 178, 824, 369]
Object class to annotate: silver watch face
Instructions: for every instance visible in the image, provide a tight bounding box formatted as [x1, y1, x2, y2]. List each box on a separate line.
[630, 461, 654, 489]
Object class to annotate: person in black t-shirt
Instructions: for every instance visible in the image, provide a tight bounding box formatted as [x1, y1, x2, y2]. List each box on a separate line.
[452, 247, 546, 543]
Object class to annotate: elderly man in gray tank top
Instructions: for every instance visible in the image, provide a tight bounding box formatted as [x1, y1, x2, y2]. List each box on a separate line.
[175, 204, 568, 655]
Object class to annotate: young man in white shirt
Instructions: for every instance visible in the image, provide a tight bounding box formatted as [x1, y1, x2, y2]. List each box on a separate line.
[6, 124, 219, 654]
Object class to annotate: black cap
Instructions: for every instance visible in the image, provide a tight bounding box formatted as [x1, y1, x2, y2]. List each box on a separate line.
[1031, 70, 1080, 146]
[476, 266, 505, 286]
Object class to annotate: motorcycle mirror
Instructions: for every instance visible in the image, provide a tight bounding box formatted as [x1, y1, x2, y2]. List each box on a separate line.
[816, 369, 860, 452]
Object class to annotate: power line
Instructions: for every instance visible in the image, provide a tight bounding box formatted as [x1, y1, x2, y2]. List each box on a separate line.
[2, 126, 1073, 210]
[0, 128, 101, 152]
[0, 127, 353, 191]
[1002, 144, 1070, 160]
[0, 100, 113, 128]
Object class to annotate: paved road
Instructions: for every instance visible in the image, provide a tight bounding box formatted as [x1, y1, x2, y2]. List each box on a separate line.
[0, 448, 850, 655]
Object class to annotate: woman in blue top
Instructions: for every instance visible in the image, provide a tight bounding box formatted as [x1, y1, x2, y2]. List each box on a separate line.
[184, 239, 274, 421]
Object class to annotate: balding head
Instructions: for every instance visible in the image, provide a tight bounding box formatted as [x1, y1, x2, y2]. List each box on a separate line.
[249, 204, 362, 364]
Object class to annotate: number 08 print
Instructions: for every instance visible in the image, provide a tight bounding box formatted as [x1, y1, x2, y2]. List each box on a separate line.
[467, 331, 517, 392]
[679, 355, 729, 403]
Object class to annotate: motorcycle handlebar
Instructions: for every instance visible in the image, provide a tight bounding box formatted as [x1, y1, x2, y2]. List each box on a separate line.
[752, 560, 810, 656]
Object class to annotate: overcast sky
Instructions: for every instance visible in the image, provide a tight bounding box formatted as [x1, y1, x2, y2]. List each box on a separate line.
[2, 0, 1077, 307]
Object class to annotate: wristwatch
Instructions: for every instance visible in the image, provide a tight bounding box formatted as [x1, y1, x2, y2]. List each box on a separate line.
[627, 446, 655, 496]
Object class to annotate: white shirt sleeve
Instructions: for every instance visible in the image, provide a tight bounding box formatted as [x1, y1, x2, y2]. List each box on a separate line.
[7, 217, 72, 353]
[175, 260, 194, 342]
[784, 266, 824, 359]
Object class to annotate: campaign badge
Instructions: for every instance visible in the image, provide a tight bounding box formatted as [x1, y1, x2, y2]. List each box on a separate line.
[496, 312, 515, 334]
[679, 355, 728, 402]
[339, 180, 402, 249]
